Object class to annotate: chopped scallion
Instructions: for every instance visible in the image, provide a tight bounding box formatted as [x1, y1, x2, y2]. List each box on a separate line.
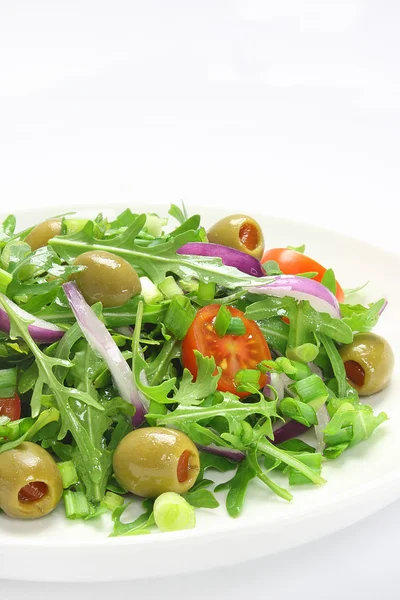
[164, 296, 196, 339]
[0, 267, 12, 295]
[197, 281, 216, 304]
[103, 491, 124, 511]
[63, 490, 91, 519]
[58, 460, 79, 489]
[286, 343, 319, 363]
[213, 305, 232, 337]
[153, 492, 196, 532]
[158, 276, 184, 299]
[226, 317, 246, 336]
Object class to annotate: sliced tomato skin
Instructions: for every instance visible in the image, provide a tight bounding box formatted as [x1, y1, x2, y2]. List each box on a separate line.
[262, 248, 345, 303]
[0, 394, 21, 421]
[182, 304, 271, 398]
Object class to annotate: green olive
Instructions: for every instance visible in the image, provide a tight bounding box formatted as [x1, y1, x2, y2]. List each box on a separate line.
[0, 442, 63, 519]
[73, 250, 141, 307]
[207, 214, 265, 260]
[25, 219, 62, 251]
[113, 427, 200, 498]
[339, 332, 394, 396]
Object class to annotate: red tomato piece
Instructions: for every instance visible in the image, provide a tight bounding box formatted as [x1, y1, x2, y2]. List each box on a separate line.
[182, 305, 271, 398]
[262, 248, 345, 303]
[0, 394, 21, 421]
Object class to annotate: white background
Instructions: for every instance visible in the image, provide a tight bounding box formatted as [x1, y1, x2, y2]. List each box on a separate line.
[0, 0, 400, 598]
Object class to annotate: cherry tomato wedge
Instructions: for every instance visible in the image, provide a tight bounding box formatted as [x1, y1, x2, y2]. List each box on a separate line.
[0, 394, 21, 421]
[182, 305, 271, 398]
[262, 248, 344, 303]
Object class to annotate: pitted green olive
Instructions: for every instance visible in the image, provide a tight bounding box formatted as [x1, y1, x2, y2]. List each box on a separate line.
[339, 332, 394, 396]
[207, 214, 265, 260]
[0, 442, 63, 519]
[113, 427, 200, 498]
[73, 250, 141, 307]
[25, 219, 62, 251]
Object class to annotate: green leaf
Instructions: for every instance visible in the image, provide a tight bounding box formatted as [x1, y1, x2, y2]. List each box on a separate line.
[152, 392, 279, 433]
[340, 299, 386, 333]
[320, 268, 337, 295]
[245, 296, 296, 321]
[247, 448, 293, 501]
[173, 352, 221, 406]
[257, 317, 289, 355]
[318, 334, 350, 398]
[0, 214, 16, 247]
[198, 451, 237, 479]
[183, 489, 220, 509]
[131, 302, 176, 406]
[287, 244, 306, 253]
[168, 203, 189, 225]
[50, 215, 278, 289]
[215, 459, 255, 518]
[110, 500, 155, 537]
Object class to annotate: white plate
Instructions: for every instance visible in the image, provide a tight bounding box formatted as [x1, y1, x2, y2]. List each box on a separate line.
[0, 203, 399, 583]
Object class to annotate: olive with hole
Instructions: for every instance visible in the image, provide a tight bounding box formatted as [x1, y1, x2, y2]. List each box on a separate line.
[0, 442, 63, 519]
[25, 219, 62, 251]
[113, 427, 200, 498]
[72, 250, 141, 307]
[207, 214, 265, 260]
[339, 332, 394, 396]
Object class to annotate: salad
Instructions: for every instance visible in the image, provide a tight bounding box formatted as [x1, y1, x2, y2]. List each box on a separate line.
[0, 206, 394, 536]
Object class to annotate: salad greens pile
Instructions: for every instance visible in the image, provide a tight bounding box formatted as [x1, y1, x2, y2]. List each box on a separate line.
[0, 205, 389, 535]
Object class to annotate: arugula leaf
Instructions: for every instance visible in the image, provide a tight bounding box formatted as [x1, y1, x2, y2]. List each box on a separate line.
[110, 500, 155, 537]
[168, 203, 189, 225]
[214, 459, 256, 518]
[67, 341, 134, 503]
[318, 334, 350, 398]
[50, 215, 275, 289]
[320, 268, 336, 295]
[246, 298, 353, 345]
[287, 244, 306, 253]
[173, 352, 221, 406]
[152, 392, 279, 432]
[198, 451, 237, 479]
[183, 489, 220, 509]
[0, 215, 16, 247]
[247, 447, 293, 500]
[258, 317, 289, 355]
[340, 299, 386, 333]
[245, 296, 296, 320]
[131, 302, 176, 405]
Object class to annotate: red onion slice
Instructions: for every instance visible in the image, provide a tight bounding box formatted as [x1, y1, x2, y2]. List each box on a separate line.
[271, 420, 309, 445]
[0, 292, 65, 344]
[379, 298, 388, 316]
[314, 403, 330, 453]
[196, 443, 245, 462]
[177, 242, 265, 277]
[63, 282, 148, 426]
[245, 275, 340, 318]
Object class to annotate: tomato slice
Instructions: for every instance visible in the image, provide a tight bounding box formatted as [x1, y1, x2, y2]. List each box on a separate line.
[182, 305, 271, 398]
[262, 248, 345, 303]
[0, 394, 21, 421]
